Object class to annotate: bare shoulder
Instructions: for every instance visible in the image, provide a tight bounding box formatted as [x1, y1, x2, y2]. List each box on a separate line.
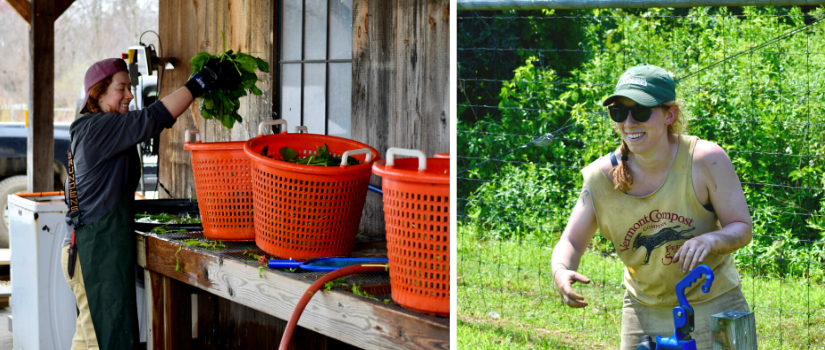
[693, 139, 734, 172]
[596, 148, 620, 180]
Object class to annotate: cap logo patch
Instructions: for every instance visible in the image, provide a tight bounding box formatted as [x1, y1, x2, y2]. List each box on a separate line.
[618, 76, 648, 87]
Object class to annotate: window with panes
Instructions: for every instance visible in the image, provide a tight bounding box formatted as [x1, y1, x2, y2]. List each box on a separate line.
[279, 0, 352, 138]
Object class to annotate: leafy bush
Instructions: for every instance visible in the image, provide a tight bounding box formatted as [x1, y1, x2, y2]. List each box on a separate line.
[459, 6, 825, 281]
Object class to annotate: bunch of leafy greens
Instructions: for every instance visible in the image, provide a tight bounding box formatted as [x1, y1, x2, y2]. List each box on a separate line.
[148, 226, 189, 234]
[135, 212, 201, 224]
[259, 144, 361, 166]
[189, 31, 269, 129]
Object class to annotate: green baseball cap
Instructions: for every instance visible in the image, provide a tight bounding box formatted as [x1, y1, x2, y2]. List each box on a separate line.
[602, 65, 676, 107]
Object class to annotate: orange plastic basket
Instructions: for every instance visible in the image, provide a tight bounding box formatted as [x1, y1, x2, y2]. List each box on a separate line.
[372, 148, 450, 316]
[243, 121, 380, 260]
[183, 130, 255, 241]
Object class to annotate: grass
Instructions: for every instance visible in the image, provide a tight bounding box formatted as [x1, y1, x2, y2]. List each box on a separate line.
[457, 225, 825, 349]
[458, 317, 577, 349]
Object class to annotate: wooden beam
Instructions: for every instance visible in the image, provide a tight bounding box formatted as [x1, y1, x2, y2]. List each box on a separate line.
[6, 0, 30, 24]
[141, 235, 449, 350]
[28, 0, 55, 193]
[55, 0, 74, 19]
[4, 0, 75, 25]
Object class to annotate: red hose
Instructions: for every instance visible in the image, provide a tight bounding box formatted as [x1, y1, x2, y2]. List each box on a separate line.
[279, 263, 388, 350]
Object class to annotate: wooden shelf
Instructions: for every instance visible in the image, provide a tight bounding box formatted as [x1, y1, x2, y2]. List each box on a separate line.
[136, 232, 449, 350]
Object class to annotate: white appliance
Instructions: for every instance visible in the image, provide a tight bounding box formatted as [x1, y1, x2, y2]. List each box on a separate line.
[9, 194, 75, 350]
[8, 193, 147, 349]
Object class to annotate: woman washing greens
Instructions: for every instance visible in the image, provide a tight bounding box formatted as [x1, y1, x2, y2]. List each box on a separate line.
[550, 65, 753, 349]
[61, 57, 240, 350]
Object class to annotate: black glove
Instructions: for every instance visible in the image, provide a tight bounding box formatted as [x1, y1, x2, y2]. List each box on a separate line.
[184, 64, 218, 98]
[185, 59, 242, 98]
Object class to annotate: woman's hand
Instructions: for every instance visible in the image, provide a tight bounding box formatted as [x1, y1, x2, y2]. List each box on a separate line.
[553, 268, 591, 308]
[671, 235, 713, 273]
[551, 184, 598, 308]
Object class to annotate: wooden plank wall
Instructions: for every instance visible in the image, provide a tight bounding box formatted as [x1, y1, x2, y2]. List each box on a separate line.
[158, 0, 274, 199]
[352, 0, 451, 237]
[159, 0, 450, 238]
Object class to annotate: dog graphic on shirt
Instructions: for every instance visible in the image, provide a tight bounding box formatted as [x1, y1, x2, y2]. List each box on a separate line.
[632, 225, 696, 265]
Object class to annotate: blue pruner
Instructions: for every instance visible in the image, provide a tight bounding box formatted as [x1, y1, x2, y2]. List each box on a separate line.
[656, 264, 715, 350]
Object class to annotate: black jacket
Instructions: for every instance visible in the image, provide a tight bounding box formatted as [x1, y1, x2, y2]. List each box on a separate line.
[63, 101, 176, 245]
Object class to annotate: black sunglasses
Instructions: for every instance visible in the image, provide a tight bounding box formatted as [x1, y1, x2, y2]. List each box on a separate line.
[607, 104, 666, 123]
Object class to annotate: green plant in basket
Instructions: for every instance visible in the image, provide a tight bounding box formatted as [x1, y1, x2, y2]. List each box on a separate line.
[259, 143, 362, 166]
[190, 30, 269, 129]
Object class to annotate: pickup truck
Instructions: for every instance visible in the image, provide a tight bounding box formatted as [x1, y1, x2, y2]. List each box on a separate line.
[0, 122, 157, 247]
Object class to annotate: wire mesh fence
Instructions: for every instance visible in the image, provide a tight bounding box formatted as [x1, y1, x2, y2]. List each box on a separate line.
[457, 6, 825, 349]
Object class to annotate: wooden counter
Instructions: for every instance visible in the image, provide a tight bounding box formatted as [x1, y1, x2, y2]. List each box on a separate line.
[136, 232, 449, 350]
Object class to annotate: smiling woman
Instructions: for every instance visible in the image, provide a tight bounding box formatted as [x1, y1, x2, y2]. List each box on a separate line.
[550, 64, 754, 350]
[61, 57, 242, 350]
[82, 72, 133, 114]
[96, 72, 134, 114]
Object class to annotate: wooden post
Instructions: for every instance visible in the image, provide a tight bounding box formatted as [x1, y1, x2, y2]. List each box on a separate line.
[163, 275, 193, 350]
[28, 0, 55, 193]
[711, 309, 757, 350]
[149, 269, 165, 350]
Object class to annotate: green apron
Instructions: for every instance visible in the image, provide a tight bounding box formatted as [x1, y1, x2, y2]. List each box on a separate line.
[76, 151, 141, 350]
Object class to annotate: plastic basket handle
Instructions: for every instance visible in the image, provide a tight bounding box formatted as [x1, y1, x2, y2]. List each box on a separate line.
[386, 148, 427, 171]
[341, 148, 372, 167]
[295, 126, 308, 133]
[185, 129, 201, 144]
[257, 119, 288, 136]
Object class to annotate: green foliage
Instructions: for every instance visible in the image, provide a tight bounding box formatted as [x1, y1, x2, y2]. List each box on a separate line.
[175, 239, 227, 272]
[323, 277, 348, 294]
[458, 9, 595, 124]
[182, 238, 227, 251]
[191, 30, 270, 129]
[351, 285, 378, 301]
[267, 144, 361, 166]
[135, 212, 201, 224]
[175, 246, 182, 271]
[459, 6, 825, 281]
[148, 226, 188, 234]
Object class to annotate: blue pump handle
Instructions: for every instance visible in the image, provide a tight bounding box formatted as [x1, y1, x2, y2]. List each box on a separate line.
[655, 265, 714, 350]
[675, 264, 714, 309]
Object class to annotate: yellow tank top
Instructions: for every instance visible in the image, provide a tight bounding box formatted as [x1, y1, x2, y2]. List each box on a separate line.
[581, 135, 741, 306]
